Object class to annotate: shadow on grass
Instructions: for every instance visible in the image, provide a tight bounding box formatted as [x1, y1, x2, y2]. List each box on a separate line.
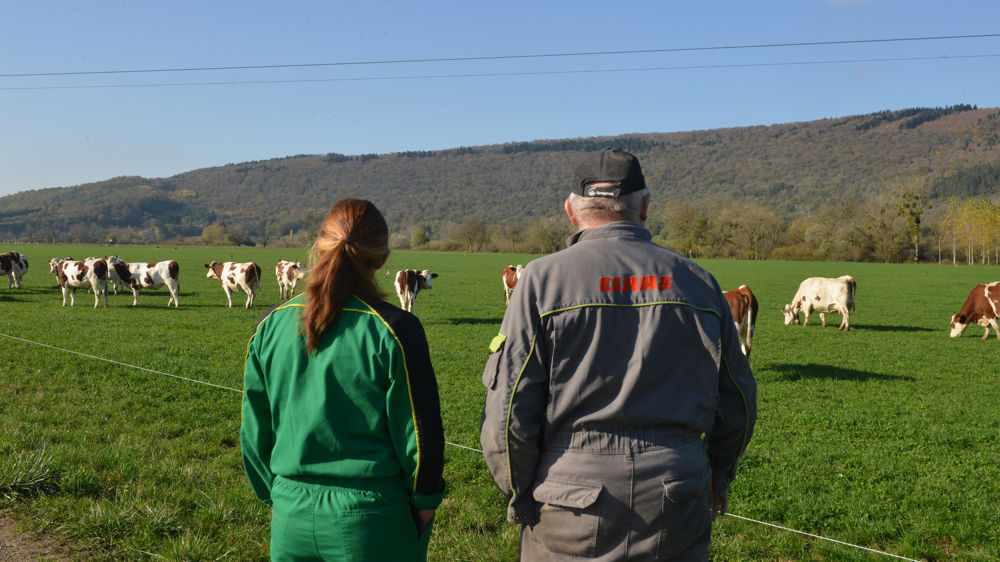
[768, 362, 916, 382]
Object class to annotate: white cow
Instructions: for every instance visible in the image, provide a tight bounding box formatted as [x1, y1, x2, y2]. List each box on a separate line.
[205, 261, 261, 308]
[0, 251, 28, 288]
[276, 260, 305, 300]
[109, 258, 180, 307]
[394, 269, 437, 312]
[781, 275, 856, 331]
[49, 258, 108, 307]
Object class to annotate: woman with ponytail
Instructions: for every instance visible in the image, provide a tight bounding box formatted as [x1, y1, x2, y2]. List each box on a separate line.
[241, 199, 445, 561]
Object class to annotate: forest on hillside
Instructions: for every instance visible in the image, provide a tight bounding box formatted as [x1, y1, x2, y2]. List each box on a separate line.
[1, 104, 999, 264]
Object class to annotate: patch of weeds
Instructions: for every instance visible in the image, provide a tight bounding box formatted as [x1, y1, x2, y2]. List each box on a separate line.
[0, 446, 62, 501]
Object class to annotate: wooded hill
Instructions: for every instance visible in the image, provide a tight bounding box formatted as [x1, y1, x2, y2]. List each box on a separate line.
[1, 104, 998, 250]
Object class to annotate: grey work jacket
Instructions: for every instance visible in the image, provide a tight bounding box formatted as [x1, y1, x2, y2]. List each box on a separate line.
[480, 221, 757, 524]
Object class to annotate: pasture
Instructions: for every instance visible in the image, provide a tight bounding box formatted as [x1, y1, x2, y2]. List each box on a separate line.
[1, 244, 999, 561]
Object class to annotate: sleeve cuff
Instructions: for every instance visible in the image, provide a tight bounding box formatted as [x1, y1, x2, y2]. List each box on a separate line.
[411, 480, 446, 510]
[711, 469, 732, 494]
[506, 496, 537, 525]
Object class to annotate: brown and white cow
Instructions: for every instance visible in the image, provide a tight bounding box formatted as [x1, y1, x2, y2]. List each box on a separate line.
[49, 257, 108, 307]
[105, 255, 127, 295]
[723, 285, 759, 357]
[781, 275, 856, 331]
[276, 260, 305, 300]
[502, 264, 524, 306]
[205, 261, 261, 308]
[0, 251, 29, 288]
[109, 258, 180, 307]
[394, 269, 437, 312]
[949, 281, 1000, 340]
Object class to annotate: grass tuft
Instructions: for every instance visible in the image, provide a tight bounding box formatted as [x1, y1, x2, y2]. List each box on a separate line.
[0, 445, 62, 501]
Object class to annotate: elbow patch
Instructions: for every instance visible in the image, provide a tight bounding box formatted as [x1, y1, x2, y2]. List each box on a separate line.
[489, 332, 507, 353]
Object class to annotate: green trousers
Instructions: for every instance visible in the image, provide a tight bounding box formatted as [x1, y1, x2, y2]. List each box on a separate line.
[270, 475, 433, 561]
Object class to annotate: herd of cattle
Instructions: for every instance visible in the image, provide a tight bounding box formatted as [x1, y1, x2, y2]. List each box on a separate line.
[2, 249, 998, 343]
[0, 250, 441, 315]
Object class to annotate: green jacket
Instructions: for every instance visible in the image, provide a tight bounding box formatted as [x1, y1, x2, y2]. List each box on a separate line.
[241, 294, 445, 510]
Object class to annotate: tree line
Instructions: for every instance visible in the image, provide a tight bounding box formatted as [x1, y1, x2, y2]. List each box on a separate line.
[1, 105, 998, 262]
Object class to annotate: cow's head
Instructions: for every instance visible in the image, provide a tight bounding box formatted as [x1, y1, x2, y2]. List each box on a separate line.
[418, 270, 438, 290]
[111, 261, 137, 287]
[781, 304, 800, 325]
[205, 262, 221, 280]
[290, 262, 305, 280]
[949, 314, 967, 338]
[49, 258, 64, 274]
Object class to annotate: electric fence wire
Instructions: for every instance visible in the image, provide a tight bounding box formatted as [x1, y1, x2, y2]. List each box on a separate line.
[0, 331, 923, 561]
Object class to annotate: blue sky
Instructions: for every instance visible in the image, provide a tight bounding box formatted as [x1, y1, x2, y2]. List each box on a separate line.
[1, 0, 998, 197]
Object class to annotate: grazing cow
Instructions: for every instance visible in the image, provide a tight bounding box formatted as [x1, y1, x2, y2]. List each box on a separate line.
[949, 282, 1000, 340]
[109, 259, 180, 307]
[723, 285, 759, 357]
[275, 260, 305, 300]
[205, 261, 261, 308]
[781, 275, 856, 330]
[394, 269, 437, 312]
[502, 264, 524, 306]
[0, 251, 29, 288]
[48, 257, 108, 307]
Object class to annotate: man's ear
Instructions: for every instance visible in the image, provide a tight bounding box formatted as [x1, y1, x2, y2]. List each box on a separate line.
[564, 197, 579, 227]
[639, 193, 651, 222]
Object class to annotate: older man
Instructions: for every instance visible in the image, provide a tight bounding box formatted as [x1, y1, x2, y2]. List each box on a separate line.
[480, 148, 757, 560]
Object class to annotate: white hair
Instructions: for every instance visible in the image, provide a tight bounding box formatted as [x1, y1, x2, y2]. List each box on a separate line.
[568, 188, 649, 225]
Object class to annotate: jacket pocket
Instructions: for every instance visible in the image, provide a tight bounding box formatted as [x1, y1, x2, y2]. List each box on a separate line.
[656, 467, 711, 558]
[531, 478, 603, 557]
[482, 344, 504, 390]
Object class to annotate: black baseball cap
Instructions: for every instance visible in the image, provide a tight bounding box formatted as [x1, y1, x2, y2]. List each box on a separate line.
[573, 147, 647, 198]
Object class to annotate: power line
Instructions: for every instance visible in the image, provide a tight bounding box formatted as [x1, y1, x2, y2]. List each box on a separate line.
[2, 53, 996, 91]
[2, 32, 998, 78]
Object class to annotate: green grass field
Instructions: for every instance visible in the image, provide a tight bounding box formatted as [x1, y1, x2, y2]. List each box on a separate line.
[2, 244, 999, 560]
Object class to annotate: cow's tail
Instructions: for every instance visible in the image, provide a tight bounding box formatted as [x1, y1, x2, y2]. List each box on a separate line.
[743, 294, 753, 352]
[846, 276, 857, 311]
[251, 263, 262, 285]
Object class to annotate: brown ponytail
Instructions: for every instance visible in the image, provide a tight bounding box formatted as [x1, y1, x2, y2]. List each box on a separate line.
[302, 199, 389, 354]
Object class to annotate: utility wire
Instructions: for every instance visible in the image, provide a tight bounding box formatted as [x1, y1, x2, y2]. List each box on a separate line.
[1, 32, 998, 78]
[2, 53, 996, 91]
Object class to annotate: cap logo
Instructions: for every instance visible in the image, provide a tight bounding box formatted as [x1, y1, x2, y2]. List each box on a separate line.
[586, 186, 620, 197]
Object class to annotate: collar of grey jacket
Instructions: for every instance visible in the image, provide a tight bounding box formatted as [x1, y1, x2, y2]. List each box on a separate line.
[565, 221, 651, 248]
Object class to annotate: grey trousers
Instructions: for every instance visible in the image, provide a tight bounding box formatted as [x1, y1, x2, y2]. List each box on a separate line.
[520, 428, 712, 561]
